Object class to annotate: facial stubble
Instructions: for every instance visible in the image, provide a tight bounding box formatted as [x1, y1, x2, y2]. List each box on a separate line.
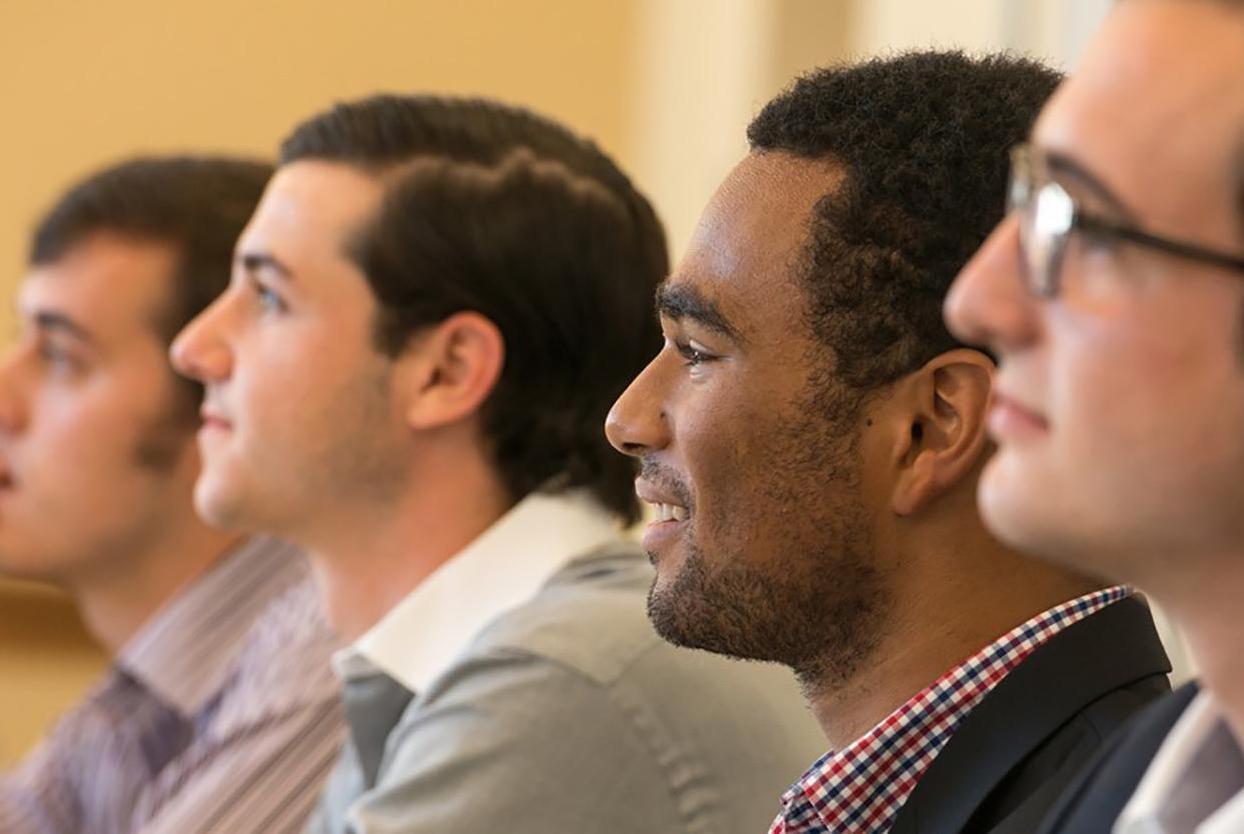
[646, 383, 893, 698]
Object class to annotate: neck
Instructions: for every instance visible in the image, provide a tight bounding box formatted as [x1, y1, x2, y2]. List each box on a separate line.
[804, 533, 1099, 749]
[73, 523, 244, 654]
[1156, 548, 1244, 742]
[306, 453, 513, 643]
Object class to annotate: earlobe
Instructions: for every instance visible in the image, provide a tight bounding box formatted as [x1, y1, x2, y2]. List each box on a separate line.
[892, 349, 994, 516]
[403, 312, 504, 431]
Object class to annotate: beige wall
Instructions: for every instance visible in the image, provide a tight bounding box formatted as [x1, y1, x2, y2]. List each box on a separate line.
[0, 581, 104, 766]
[0, 0, 642, 332]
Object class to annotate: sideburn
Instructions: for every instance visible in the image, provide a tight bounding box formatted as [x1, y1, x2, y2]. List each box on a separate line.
[131, 380, 200, 473]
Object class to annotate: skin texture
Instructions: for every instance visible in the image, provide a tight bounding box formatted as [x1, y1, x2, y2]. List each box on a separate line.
[614, 153, 886, 690]
[172, 160, 511, 641]
[944, 0, 1244, 738]
[172, 163, 409, 539]
[0, 233, 238, 650]
[608, 151, 1097, 746]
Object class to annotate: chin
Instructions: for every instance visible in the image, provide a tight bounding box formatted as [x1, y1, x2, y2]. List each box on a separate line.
[0, 546, 75, 585]
[193, 477, 248, 532]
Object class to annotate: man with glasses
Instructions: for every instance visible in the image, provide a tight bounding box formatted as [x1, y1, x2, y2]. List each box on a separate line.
[607, 51, 1172, 834]
[945, 1, 1244, 830]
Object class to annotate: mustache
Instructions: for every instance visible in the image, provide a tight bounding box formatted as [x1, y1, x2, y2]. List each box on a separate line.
[639, 458, 694, 510]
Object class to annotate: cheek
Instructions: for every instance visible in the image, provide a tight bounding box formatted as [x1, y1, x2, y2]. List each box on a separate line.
[679, 389, 760, 489]
[232, 329, 332, 423]
[1048, 294, 1244, 529]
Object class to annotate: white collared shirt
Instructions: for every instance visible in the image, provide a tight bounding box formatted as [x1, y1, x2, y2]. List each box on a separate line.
[1116, 692, 1244, 834]
[334, 490, 621, 693]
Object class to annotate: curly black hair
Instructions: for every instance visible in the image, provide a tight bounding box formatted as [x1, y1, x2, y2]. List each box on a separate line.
[748, 51, 1062, 391]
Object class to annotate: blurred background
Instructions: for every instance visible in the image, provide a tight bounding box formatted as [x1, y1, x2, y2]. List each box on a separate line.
[0, 0, 1124, 765]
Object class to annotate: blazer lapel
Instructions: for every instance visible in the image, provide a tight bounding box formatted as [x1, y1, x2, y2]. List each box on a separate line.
[890, 596, 1170, 834]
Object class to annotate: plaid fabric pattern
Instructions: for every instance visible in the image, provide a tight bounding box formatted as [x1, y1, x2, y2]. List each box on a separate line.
[770, 586, 1130, 834]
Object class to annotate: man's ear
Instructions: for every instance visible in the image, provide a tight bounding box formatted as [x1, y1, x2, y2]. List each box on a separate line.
[890, 348, 994, 516]
[397, 311, 505, 431]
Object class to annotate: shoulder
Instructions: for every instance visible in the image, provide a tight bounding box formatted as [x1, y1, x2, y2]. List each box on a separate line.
[414, 542, 824, 779]
[374, 544, 823, 833]
[894, 595, 1173, 833]
[210, 573, 340, 731]
[460, 543, 662, 685]
[1036, 682, 1200, 834]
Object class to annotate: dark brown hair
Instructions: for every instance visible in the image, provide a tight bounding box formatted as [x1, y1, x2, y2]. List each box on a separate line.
[280, 95, 668, 523]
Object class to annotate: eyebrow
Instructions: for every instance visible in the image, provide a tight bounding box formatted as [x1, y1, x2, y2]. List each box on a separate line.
[31, 310, 94, 345]
[237, 251, 295, 281]
[1044, 150, 1136, 220]
[655, 282, 744, 344]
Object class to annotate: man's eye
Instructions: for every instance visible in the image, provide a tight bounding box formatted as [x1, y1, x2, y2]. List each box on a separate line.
[674, 340, 714, 367]
[36, 342, 81, 371]
[251, 280, 288, 314]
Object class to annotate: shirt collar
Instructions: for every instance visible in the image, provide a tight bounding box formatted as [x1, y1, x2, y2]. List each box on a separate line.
[1117, 691, 1244, 834]
[772, 586, 1131, 834]
[336, 489, 620, 694]
[117, 536, 307, 716]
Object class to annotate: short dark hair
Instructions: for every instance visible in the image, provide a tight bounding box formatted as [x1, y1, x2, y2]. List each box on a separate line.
[280, 95, 668, 523]
[748, 51, 1062, 391]
[31, 156, 272, 344]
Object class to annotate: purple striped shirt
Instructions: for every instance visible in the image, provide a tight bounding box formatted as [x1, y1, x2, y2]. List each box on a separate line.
[0, 536, 345, 834]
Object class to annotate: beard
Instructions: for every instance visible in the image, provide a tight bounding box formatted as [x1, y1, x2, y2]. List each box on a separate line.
[644, 378, 893, 694]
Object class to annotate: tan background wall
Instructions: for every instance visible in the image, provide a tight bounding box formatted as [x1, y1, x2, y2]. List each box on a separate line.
[3, 0, 1145, 768]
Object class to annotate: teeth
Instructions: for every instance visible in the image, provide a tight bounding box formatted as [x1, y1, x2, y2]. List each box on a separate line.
[655, 503, 689, 523]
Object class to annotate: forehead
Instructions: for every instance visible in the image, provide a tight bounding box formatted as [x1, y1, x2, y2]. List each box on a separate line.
[20, 233, 177, 343]
[670, 151, 841, 342]
[239, 160, 385, 268]
[1035, 0, 1244, 238]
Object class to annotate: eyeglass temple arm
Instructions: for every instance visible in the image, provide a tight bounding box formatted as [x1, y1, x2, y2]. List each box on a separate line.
[1077, 214, 1244, 275]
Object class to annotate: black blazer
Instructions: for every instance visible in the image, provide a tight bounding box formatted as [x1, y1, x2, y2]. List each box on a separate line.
[1036, 681, 1200, 834]
[888, 596, 1171, 834]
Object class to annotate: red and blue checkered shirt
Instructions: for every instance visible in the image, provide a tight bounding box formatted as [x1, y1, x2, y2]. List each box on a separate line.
[769, 586, 1130, 834]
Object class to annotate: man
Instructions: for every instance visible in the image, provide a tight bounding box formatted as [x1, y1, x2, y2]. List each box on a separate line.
[170, 94, 823, 834]
[606, 52, 1172, 834]
[944, 1, 1244, 831]
[0, 157, 344, 834]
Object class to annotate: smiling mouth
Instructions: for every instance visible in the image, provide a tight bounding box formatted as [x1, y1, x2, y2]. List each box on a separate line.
[651, 502, 690, 523]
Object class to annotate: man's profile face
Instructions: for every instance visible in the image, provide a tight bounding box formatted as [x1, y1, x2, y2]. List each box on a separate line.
[171, 161, 411, 542]
[0, 234, 198, 583]
[945, 0, 1244, 591]
[606, 152, 894, 682]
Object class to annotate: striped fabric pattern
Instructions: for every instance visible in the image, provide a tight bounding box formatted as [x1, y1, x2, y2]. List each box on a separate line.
[770, 586, 1131, 834]
[0, 536, 344, 834]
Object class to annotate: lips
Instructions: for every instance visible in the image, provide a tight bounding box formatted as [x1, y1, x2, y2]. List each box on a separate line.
[635, 479, 693, 519]
[988, 391, 1049, 439]
[635, 471, 694, 556]
[199, 407, 233, 432]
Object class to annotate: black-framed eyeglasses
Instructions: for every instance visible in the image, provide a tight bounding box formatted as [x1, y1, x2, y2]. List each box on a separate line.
[1008, 143, 1244, 298]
